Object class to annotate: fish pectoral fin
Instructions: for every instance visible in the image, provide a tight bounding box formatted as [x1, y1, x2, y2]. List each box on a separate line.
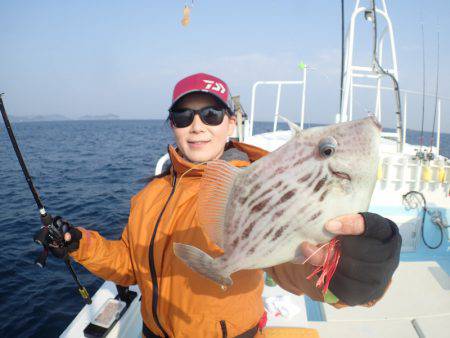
[173, 243, 233, 286]
[198, 160, 241, 249]
[278, 115, 302, 136]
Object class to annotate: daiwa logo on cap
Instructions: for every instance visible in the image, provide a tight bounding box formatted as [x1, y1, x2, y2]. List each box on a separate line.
[170, 73, 232, 111]
[203, 80, 226, 94]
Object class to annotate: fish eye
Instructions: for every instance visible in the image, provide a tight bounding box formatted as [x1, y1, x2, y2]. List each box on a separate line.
[318, 137, 337, 158]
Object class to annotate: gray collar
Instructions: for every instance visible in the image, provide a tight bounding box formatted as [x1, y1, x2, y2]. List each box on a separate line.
[220, 146, 249, 162]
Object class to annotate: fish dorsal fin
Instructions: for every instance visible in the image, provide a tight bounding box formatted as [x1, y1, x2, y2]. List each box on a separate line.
[198, 160, 242, 249]
[279, 115, 302, 136]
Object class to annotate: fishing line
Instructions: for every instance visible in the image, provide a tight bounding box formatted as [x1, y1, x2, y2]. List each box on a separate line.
[176, 160, 208, 185]
[312, 64, 370, 116]
[301, 241, 332, 265]
[429, 22, 440, 152]
[419, 22, 426, 150]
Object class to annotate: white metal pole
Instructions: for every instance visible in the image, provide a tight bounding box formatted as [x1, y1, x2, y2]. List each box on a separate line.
[403, 93, 407, 148]
[436, 99, 441, 155]
[349, 77, 354, 121]
[250, 82, 259, 136]
[341, 7, 362, 122]
[273, 84, 282, 132]
[300, 67, 307, 129]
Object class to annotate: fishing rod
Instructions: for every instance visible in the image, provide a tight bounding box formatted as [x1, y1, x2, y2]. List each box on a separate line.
[429, 22, 440, 155]
[0, 93, 92, 304]
[419, 22, 426, 152]
[370, 0, 403, 153]
[339, 0, 345, 116]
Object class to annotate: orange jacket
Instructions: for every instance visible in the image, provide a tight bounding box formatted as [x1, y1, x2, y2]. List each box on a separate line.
[70, 141, 328, 337]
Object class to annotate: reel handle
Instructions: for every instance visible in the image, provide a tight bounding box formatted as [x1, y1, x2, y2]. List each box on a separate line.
[33, 212, 53, 245]
[33, 227, 49, 246]
[35, 248, 48, 268]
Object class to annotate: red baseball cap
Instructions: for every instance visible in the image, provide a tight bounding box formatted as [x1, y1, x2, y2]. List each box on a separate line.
[169, 73, 234, 113]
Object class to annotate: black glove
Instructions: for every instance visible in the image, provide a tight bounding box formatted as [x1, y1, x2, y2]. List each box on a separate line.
[47, 216, 82, 259]
[329, 212, 402, 306]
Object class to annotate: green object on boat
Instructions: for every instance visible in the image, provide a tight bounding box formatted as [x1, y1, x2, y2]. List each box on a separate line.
[265, 274, 277, 287]
[324, 290, 339, 304]
[298, 61, 306, 70]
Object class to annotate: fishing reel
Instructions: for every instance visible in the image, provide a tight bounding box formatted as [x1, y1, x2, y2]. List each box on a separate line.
[33, 214, 92, 303]
[413, 149, 435, 163]
[33, 214, 71, 267]
[414, 150, 426, 162]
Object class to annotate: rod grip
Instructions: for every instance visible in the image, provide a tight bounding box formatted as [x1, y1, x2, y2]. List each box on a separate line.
[79, 286, 92, 304]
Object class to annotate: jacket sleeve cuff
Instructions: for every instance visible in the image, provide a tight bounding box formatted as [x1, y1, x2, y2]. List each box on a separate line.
[329, 279, 393, 309]
[69, 227, 93, 262]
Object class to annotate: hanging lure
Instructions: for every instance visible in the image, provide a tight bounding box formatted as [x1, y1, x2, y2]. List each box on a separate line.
[181, 1, 194, 27]
[181, 6, 191, 27]
[0, 94, 92, 304]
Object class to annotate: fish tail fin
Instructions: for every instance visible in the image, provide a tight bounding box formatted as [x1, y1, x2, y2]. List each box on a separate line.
[173, 243, 233, 286]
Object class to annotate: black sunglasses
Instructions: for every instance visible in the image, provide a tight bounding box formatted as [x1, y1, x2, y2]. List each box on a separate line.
[169, 106, 230, 128]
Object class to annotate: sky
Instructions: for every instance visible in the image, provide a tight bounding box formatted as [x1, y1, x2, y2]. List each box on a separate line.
[1, 0, 449, 132]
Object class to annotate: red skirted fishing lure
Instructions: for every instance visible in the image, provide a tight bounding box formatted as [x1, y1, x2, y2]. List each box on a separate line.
[306, 238, 341, 294]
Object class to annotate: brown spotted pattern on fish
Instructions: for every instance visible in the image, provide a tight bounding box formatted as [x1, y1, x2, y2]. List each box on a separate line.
[272, 181, 282, 189]
[293, 153, 314, 167]
[249, 182, 262, 195]
[248, 245, 257, 255]
[248, 189, 272, 206]
[174, 117, 381, 286]
[308, 211, 322, 222]
[250, 197, 271, 213]
[272, 224, 289, 241]
[277, 189, 296, 204]
[297, 172, 312, 183]
[308, 167, 323, 188]
[274, 164, 290, 175]
[319, 189, 329, 202]
[262, 227, 275, 240]
[238, 196, 247, 205]
[241, 220, 257, 240]
[230, 237, 239, 249]
[271, 208, 286, 221]
[313, 177, 327, 193]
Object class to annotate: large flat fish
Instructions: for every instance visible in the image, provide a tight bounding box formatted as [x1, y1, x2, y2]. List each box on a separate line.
[174, 117, 381, 286]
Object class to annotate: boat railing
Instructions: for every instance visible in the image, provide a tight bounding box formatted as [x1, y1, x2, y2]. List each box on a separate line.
[249, 68, 307, 136]
[377, 153, 449, 193]
[354, 83, 449, 156]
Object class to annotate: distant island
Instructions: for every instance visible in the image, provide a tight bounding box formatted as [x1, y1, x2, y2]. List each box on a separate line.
[77, 114, 120, 121]
[10, 114, 70, 122]
[9, 113, 120, 122]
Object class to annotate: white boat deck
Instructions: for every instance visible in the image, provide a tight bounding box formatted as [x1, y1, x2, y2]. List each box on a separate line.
[311, 260, 450, 338]
[60, 283, 142, 338]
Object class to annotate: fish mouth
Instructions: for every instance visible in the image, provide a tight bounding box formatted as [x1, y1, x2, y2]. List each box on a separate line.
[328, 165, 351, 181]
